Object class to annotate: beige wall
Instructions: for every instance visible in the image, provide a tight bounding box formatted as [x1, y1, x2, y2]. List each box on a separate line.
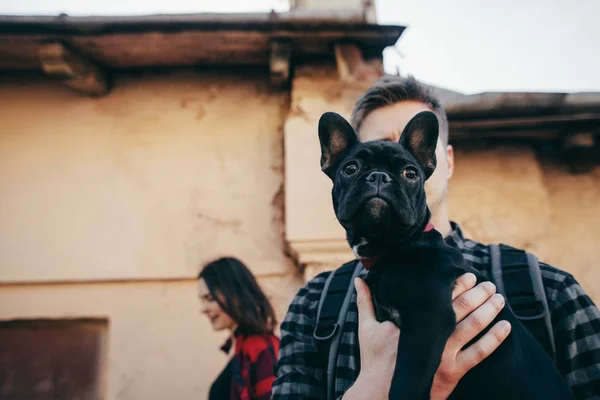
[0, 280, 218, 399]
[449, 145, 600, 301]
[0, 71, 295, 283]
[0, 275, 297, 399]
[0, 71, 302, 399]
[1, 65, 598, 400]
[285, 65, 367, 269]
[284, 65, 600, 301]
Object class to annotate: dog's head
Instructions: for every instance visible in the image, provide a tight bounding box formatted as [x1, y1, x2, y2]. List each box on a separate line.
[318, 110, 439, 259]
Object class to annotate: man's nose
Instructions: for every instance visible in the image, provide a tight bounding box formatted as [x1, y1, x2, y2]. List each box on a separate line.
[366, 171, 392, 187]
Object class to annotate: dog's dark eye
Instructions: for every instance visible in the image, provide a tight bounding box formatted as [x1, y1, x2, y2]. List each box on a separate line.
[343, 162, 359, 176]
[403, 167, 418, 180]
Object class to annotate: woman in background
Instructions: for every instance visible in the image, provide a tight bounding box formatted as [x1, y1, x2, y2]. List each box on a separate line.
[198, 257, 279, 400]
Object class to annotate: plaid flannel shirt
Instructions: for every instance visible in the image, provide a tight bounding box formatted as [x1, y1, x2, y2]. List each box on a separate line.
[272, 222, 600, 400]
[231, 332, 279, 400]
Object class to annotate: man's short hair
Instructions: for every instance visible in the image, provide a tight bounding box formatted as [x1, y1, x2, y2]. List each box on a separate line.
[350, 75, 450, 146]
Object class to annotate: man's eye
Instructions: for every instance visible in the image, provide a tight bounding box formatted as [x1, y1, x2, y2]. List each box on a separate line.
[343, 162, 358, 176]
[403, 167, 418, 180]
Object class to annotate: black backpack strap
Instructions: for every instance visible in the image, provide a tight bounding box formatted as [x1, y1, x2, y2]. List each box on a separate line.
[314, 260, 363, 400]
[489, 244, 556, 361]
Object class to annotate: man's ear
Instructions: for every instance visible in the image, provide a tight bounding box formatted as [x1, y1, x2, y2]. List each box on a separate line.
[399, 111, 439, 179]
[318, 112, 359, 177]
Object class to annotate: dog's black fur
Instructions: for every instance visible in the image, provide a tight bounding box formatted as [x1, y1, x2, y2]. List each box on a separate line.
[318, 111, 575, 400]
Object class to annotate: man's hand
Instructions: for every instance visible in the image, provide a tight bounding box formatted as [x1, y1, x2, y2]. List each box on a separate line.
[344, 274, 511, 400]
[430, 273, 512, 400]
[343, 277, 400, 400]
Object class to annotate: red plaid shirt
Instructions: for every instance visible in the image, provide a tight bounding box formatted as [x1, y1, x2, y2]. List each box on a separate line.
[230, 332, 279, 400]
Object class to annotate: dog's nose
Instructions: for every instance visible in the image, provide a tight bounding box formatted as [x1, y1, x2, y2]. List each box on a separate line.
[366, 171, 391, 185]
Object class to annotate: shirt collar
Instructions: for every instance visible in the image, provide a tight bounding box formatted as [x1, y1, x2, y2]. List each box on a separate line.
[220, 328, 242, 354]
[444, 221, 466, 250]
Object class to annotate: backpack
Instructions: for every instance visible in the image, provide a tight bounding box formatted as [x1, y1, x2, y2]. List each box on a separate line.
[313, 243, 556, 400]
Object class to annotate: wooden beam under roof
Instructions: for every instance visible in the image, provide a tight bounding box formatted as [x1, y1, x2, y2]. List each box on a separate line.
[38, 41, 109, 96]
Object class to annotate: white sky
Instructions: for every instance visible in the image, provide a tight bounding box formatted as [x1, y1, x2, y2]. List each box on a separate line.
[378, 0, 600, 93]
[1, 0, 598, 94]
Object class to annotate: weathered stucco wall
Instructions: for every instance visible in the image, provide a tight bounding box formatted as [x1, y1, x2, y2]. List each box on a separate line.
[0, 281, 216, 399]
[1, 66, 598, 400]
[0, 274, 297, 399]
[284, 65, 368, 271]
[285, 66, 600, 301]
[539, 158, 600, 301]
[449, 145, 600, 301]
[0, 71, 295, 282]
[0, 71, 302, 399]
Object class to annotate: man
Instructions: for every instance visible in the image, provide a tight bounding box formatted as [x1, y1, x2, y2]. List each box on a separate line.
[271, 76, 600, 399]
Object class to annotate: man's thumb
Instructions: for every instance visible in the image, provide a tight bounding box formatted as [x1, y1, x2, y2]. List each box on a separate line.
[355, 278, 375, 323]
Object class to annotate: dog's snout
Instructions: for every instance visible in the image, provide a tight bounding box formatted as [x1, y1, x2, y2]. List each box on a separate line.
[366, 171, 391, 185]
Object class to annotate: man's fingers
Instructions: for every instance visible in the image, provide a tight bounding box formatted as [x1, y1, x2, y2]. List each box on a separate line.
[453, 281, 496, 323]
[456, 320, 512, 370]
[452, 273, 477, 301]
[354, 278, 376, 326]
[451, 293, 506, 348]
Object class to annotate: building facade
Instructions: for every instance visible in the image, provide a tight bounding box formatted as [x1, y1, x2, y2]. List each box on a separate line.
[0, 7, 599, 400]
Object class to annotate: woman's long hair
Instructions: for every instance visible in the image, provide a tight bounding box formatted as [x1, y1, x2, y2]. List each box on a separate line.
[198, 257, 277, 335]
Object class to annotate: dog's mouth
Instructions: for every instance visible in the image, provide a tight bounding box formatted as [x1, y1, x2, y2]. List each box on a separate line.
[341, 195, 416, 238]
[363, 197, 389, 225]
[340, 195, 395, 226]
[341, 196, 418, 247]
[343, 194, 425, 254]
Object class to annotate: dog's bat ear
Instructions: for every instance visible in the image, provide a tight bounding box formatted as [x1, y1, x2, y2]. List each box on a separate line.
[318, 112, 359, 177]
[399, 111, 439, 179]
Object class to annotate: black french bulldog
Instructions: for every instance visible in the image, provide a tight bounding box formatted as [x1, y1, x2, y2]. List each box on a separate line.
[317, 110, 575, 400]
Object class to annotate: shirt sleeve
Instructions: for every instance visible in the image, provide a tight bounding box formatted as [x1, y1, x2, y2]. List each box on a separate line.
[271, 273, 329, 400]
[543, 265, 600, 399]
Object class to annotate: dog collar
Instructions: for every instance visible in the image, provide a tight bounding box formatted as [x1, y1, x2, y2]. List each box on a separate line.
[360, 221, 435, 270]
[424, 221, 435, 232]
[360, 256, 381, 270]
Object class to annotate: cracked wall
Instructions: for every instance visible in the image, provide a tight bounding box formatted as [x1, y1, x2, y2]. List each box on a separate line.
[0, 70, 302, 399]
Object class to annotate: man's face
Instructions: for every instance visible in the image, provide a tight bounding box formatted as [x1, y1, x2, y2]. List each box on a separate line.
[357, 101, 454, 215]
